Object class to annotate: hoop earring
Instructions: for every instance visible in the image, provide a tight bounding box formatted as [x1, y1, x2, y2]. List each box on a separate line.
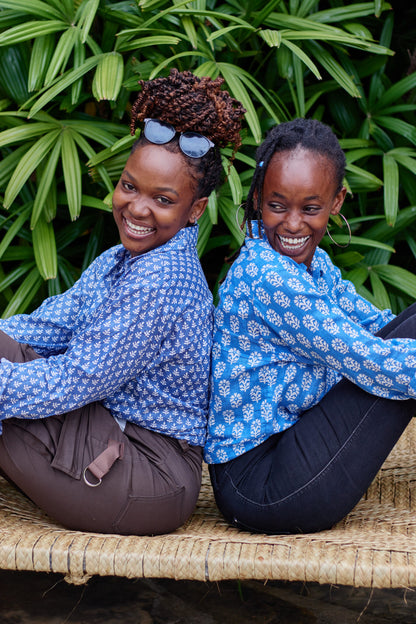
[326, 213, 351, 248]
[235, 203, 246, 230]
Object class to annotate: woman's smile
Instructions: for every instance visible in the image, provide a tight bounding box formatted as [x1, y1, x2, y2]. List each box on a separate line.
[278, 234, 311, 250]
[123, 218, 155, 237]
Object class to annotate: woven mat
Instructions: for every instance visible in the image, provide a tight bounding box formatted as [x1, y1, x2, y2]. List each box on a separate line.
[1, 420, 416, 588]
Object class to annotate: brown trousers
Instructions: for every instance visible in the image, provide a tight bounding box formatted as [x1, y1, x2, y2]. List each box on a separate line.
[0, 331, 203, 535]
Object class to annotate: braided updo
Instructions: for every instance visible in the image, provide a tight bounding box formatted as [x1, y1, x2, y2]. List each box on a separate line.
[129, 68, 246, 198]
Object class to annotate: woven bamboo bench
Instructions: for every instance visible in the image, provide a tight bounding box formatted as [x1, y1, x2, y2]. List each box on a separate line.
[1, 419, 416, 589]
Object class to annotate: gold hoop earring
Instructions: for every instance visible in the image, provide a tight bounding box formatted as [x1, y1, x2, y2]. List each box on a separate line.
[326, 213, 351, 248]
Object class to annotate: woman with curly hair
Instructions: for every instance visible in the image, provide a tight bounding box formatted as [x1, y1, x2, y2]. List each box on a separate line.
[0, 69, 245, 535]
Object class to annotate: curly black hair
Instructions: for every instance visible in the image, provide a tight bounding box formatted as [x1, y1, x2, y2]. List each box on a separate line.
[129, 68, 246, 199]
[244, 118, 346, 237]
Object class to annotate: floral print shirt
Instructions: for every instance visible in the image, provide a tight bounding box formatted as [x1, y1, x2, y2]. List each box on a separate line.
[204, 222, 416, 463]
[0, 226, 213, 446]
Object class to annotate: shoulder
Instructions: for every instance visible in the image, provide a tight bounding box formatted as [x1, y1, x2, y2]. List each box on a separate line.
[76, 245, 125, 286]
[129, 228, 211, 301]
[130, 227, 201, 280]
[313, 247, 339, 274]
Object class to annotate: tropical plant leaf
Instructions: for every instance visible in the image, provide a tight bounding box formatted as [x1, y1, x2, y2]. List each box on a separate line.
[0, 143, 28, 188]
[222, 157, 243, 205]
[312, 2, 392, 24]
[77, 0, 100, 43]
[218, 196, 245, 247]
[372, 264, 416, 299]
[206, 191, 218, 225]
[44, 25, 79, 86]
[92, 52, 124, 101]
[27, 55, 103, 117]
[70, 129, 114, 193]
[217, 63, 262, 143]
[116, 34, 181, 53]
[306, 41, 361, 97]
[61, 127, 82, 220]
[375, 116, 416, 146]
[3, 128, 61, 209]
[0, 0, 63, 19]
[32, 213, 58, 279]
[383, 153, 399, 226]
[0, 204, 31, 260]
[1, 265, 43, 318]
[196, 209, 213, 257]
[281, 38, 321, 80]
[369, 269, 391, 310]
[31, 133, 62, 228]
[0, 44, 29, 105]
[330, 234, 395, 252]
[28, 33, 55, 91]
[0, 121, 58, 147]
[375, 72, 416, 110]
[0, 20, 67, 46]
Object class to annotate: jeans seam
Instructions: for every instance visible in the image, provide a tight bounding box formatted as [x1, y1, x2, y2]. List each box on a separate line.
[226, 397, 382, 509]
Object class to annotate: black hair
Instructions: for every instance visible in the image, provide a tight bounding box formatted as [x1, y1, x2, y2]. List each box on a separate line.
[129, 69, 246, 199]
[244, 118, 346, 236]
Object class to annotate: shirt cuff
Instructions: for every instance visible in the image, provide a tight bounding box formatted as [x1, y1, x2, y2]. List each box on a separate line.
[0, 357, 15, 420]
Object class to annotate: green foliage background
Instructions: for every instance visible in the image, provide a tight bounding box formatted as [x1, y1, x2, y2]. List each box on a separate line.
[0, 0, 415, 315]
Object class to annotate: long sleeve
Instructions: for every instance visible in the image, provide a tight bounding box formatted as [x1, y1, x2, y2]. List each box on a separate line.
[0, 256, 107, 356]
[254, 250, 416, 401]
[0, 259, 170, 419]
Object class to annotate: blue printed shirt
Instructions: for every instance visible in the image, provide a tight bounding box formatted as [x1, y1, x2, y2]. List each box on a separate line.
[205, 222, 416, 463]
[0, 226, 213, 446]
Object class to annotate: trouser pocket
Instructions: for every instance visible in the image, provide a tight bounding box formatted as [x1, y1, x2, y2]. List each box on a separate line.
[113, 485, 186, 535]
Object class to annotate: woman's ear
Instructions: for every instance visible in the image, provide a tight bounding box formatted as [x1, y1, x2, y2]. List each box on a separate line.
[189, 197, 209, 224]
[330, 186, 347, 216]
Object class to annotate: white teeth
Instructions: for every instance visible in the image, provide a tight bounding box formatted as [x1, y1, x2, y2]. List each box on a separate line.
[125, 219, 154, 234]
[279, 235, 309, 249]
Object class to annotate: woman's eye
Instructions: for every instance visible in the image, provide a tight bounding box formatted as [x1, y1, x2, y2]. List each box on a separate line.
[304, 205, 320, 213]
[122, 181, 135, 192]
[157, 196, 173, 205]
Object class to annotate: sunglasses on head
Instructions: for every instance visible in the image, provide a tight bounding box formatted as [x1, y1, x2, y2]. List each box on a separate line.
[143, 118, 215, 159]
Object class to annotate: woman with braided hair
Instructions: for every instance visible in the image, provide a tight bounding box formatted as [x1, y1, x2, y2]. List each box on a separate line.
[0, 69, 245, 535]
[205, 118, 416, 535]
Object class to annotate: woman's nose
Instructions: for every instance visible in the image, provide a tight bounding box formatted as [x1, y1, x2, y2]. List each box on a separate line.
[130, 197, 151, 217]
[284, 210, 302, 232]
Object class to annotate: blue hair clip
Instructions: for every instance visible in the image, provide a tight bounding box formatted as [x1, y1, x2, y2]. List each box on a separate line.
[258, 161, 264, 168]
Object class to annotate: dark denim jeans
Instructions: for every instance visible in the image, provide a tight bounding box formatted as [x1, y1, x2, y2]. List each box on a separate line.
[209, 303, 416, 534]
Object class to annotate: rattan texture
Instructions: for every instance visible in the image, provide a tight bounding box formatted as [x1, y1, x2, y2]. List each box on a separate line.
[1, 420, 416, 588]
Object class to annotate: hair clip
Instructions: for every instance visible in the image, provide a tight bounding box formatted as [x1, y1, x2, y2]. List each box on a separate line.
[258, 161, 264, 167]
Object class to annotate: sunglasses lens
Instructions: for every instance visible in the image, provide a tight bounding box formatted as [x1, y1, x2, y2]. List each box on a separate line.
[144, 119, 176, 144]
[143, 120, 214, 158]
[180, 132, 212, 158]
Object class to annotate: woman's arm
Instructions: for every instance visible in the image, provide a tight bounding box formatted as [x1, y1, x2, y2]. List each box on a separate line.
[255, 258, 416, 401]
[0, 261, 171, 420]
[0, 252, 109, 356]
